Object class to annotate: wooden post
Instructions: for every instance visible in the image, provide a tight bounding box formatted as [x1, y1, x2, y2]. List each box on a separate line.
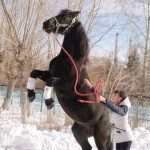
[47, 109, 53, 123]
[146, 100, 149, 129]
[40, 92, 43, 112]
[135, 100, 139, 128]
[27, 100, 33, 117]
[47, 88, 54, 123]
[65, 114, 73, 126]
[20, 85, 27, 123]
[0, 86, 2, 107]
[128, 39, 132, 56]
[114, 33, 119, 67]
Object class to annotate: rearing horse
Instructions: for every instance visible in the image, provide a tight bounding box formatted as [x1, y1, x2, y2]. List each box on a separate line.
[27, 9, 113, 150]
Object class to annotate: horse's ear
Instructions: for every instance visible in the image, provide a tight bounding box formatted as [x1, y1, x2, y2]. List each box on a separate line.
[72, 11, 80, 17]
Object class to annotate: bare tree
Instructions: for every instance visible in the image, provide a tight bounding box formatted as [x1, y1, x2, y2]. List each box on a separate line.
[122, 0, 150, 95]
[0, 0, 46, 123]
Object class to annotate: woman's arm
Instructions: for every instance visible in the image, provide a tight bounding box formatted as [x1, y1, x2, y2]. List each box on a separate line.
[84, 79, 102, 95]
[84, 79, 93, 89]
[84, 79, 128, 116]
[100, 96, 128, 116]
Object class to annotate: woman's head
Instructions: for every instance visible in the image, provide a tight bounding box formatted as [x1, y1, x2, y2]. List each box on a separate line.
[112, 90, 126, 105]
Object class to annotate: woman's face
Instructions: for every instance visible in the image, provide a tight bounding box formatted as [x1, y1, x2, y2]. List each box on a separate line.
[112, 93, 122, 105]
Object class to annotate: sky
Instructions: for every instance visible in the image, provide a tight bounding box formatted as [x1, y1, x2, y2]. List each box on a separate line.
[43, 0, 149, 61]
[0, 0, 149, 62]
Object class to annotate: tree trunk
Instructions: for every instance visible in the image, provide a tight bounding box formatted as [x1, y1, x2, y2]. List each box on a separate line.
[142, 3, 150, 94]
[19, 85, 27, 123]
[65, 114, 73, 126]
[0, 87, 1, 117]
[1, 77, 16, 110]
[0, 86, 1, 107]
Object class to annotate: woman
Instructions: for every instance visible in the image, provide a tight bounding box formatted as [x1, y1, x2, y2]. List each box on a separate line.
[84, 79, 133, 150]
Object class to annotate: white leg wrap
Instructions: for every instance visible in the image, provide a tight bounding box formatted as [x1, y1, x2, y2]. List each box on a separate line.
[27, 77, 36, 90]
[44, 86, 53, 100]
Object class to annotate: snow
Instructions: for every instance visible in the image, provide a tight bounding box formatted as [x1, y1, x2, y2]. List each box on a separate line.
[0, 101, 150, 150]
[0, 120, 97, 150]
[0, 121, 150, 150]
[131, 127, 150, 150]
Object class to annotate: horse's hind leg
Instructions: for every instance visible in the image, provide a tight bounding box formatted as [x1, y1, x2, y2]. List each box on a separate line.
[93, 121, 112, 150]
[72, 122, 93, 150]
[106, 135, 113, 150]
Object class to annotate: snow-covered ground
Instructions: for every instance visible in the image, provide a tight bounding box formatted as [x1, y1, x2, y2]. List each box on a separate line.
[0, 100, 150, 150]
[0, 120, 150, 150]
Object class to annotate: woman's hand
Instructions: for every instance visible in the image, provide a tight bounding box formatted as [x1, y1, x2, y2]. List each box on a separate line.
[100, 95, 106, 103]
[84, 79, 93, 89]
[84, 79, 106, 103]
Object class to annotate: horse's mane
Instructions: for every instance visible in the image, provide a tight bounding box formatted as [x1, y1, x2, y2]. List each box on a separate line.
[60, 10, 90, 64]
[59, 9, 72, 14]
[74, 22, 90, 64]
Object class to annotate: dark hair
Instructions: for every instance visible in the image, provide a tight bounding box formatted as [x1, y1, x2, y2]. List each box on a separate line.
[114, 90, 126, 101]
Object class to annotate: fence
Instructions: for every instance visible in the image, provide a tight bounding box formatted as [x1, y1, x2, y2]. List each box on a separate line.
[0, 85, 68, 128]
[129, 99, 150, 130]
[0, 85, 59, 113]
[1, 86, 150, 130]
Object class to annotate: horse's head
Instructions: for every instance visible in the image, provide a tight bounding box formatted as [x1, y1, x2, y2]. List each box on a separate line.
[43, 9, 80, 35]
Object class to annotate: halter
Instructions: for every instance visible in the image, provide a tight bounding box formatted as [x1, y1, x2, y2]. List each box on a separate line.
[53, 16, 102, 104]
[53, 16, 77, 35]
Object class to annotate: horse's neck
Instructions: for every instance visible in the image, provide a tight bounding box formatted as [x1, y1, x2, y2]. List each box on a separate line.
[61, 22, 89, 64]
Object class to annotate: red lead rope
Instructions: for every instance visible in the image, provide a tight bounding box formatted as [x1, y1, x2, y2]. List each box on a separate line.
[56, 37, 101, 104]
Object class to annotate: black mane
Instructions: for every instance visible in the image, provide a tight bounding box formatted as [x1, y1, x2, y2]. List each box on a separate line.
[59, 9, 72, 14]
[61, 22, 90, 64]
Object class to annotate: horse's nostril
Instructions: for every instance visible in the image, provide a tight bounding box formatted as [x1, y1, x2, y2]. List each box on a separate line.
[43, 22, 46, 27]
[43, 18, 55, 33]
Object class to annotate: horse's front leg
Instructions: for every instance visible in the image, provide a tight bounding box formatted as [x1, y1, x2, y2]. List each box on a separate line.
[27, 69, 62, 110]
[27, 69, 54, 116]
[43, 76, 62, 109]
[27, 69, 51, 102]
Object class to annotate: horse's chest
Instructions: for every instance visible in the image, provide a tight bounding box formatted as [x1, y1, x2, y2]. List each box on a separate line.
[49, 57, 72, 76]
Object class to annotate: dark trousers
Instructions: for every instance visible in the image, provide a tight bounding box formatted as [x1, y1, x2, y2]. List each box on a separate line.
[116, 141, 132, 150]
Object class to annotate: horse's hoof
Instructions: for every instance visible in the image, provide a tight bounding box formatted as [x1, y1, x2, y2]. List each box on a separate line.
[45, 98, 54, 109]
[28, 89, 35, 102]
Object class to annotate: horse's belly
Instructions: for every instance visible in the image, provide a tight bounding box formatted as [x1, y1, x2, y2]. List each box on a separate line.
[56, 96, 100, 125]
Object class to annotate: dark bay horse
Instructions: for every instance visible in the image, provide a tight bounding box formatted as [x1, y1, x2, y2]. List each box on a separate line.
[27, 9, 112, 150]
